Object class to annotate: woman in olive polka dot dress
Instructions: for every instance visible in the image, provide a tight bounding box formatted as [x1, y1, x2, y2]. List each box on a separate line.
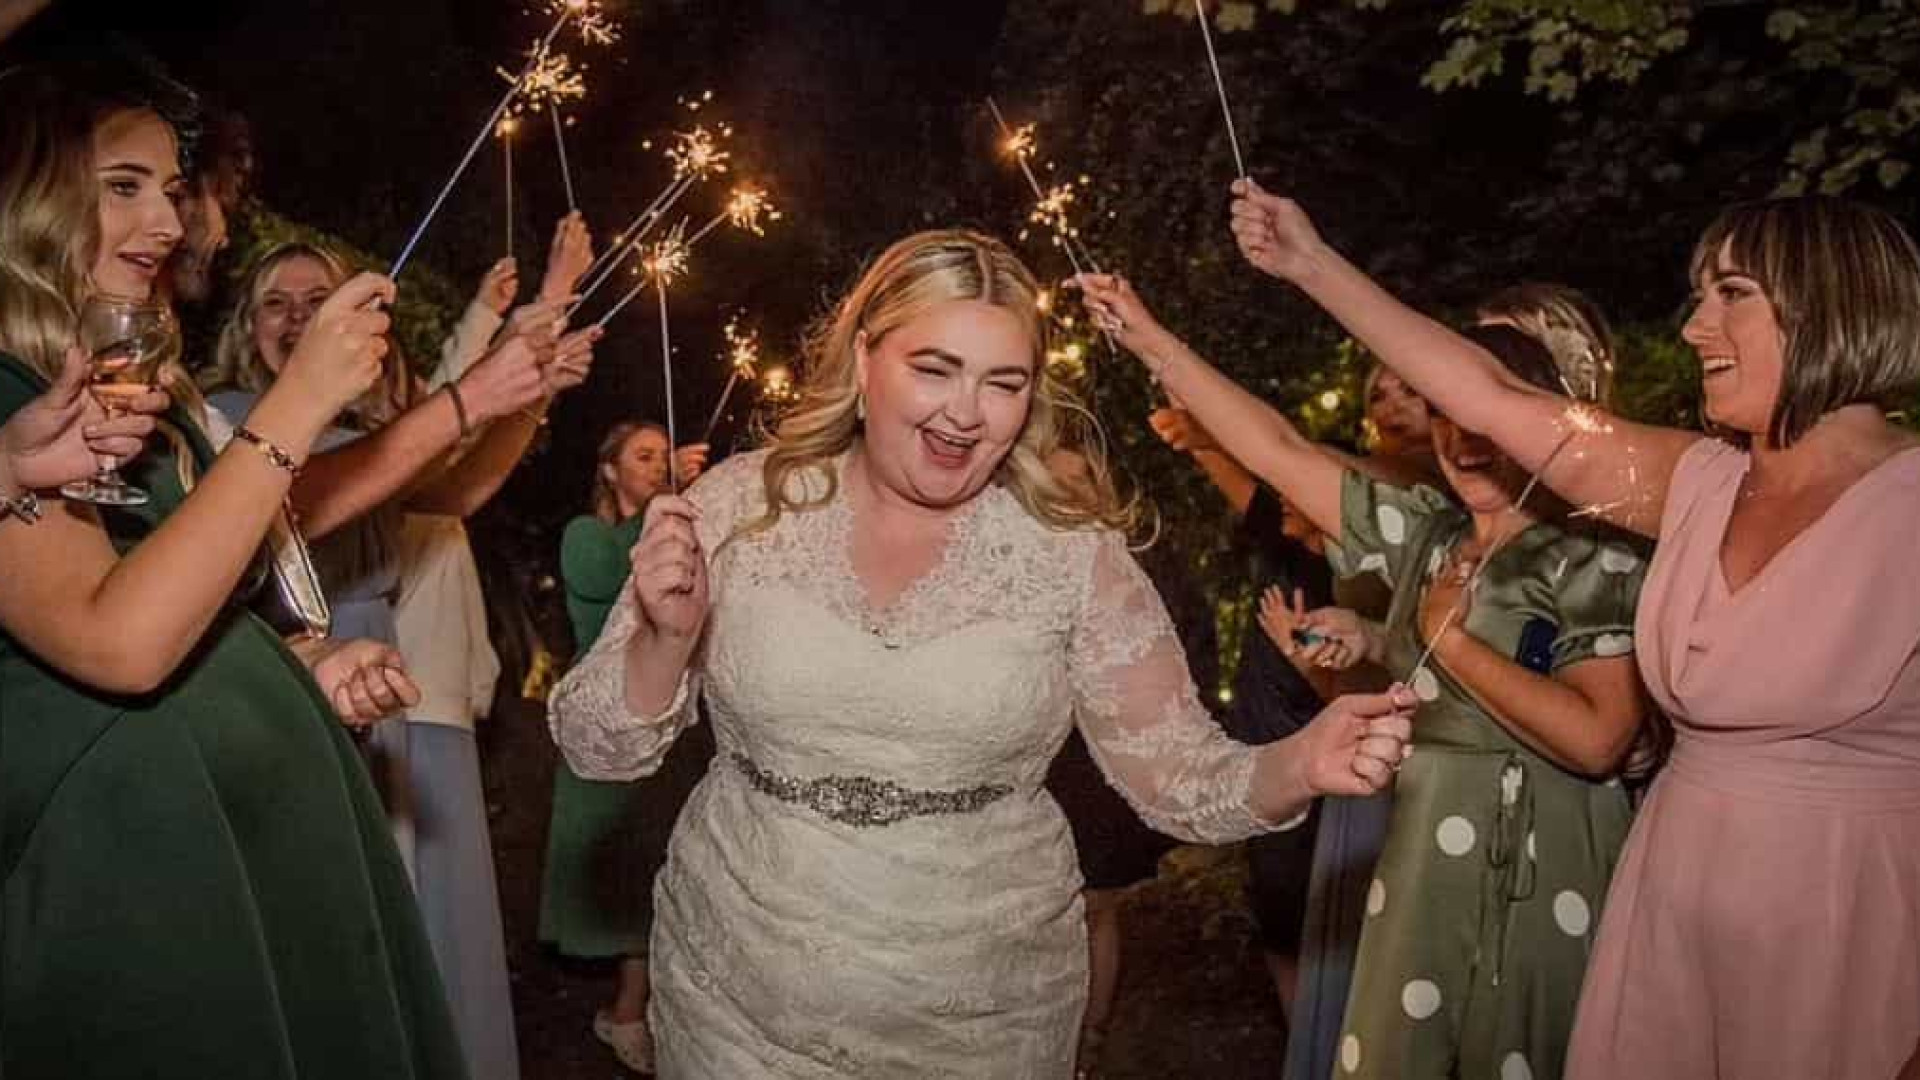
[1076, 277, 1649, 1080]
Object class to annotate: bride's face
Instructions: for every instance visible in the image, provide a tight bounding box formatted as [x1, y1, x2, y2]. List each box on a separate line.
[855, 298, 1036, 511]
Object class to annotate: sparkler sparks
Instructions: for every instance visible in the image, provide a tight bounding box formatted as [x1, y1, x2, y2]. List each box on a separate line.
[759, 365, 798, 405]
[541, 0, 621, 46]
[640, 224, 692, 285]
[668, 125, 733, 181]
[723, 316, 762, 378]
[725, 186, 780, 235]
[499, 45, 587, 116]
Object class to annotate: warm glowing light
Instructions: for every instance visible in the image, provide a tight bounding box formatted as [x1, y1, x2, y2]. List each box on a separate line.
[499, 44, 587, 116]
[1318, 390, 1341, 410]
[724, 187, 781, 235]
[722, 316, 762, 379]
[668, 125, 733, 180]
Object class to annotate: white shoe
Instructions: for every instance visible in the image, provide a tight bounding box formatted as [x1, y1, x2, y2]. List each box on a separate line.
[593, 1010, 656, 1075]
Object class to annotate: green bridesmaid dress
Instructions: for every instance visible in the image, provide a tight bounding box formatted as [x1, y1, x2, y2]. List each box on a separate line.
[0, 354, 467, 1080]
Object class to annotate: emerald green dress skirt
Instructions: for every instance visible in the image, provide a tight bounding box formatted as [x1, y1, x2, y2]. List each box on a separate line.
[0, 354, 466, 1080]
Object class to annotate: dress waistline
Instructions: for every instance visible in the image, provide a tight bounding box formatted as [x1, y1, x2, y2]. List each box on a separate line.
[1666, 737, 1920, 812]
[729, 752, 1014, 828]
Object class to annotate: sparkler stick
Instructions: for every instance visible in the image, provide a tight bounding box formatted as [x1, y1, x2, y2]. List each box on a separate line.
[499, 118, 517, 259]
[656, 277, 681, 491]
[550, 104, 577, 211]
[1194, 0, 1248, 181]
[389, 2, 580, 278]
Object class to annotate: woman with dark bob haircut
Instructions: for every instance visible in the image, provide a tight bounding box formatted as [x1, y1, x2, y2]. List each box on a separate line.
[1224, 185, 1920, 1079]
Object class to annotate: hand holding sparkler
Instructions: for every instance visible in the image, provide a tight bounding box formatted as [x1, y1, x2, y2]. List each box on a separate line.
[1228, 178, 1333, 285]
[539, 211, 595, 301]
[477, 257, 520, 316]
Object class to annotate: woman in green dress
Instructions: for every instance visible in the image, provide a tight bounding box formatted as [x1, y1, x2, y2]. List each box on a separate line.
[0, 67, 466, 1080]
[539, 419, 709, 1074]
[1077, 274, 1647, 1080]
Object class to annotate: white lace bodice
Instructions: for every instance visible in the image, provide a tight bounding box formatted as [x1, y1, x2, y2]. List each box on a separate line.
[551, 450, 1279, 844]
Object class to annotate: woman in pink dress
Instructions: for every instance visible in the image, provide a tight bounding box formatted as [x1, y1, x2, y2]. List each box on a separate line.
[1220, 188, 1920, 1078]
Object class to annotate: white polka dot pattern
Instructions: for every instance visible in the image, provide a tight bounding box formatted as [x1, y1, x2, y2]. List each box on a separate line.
[1401, 978, 1442, 1020]
[1436, 816, 1476, 856]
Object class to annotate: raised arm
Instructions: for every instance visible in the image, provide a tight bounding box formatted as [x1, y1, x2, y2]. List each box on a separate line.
[549, 458, 745, 780]
[1075, 275, 1351, 541]
[0, 274, 390, 693]
[1070, 532, 1414, 841]
[1229, 180, 1700, 538]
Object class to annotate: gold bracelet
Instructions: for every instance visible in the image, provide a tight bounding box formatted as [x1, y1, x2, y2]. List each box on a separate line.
[232, 425, 302, 475]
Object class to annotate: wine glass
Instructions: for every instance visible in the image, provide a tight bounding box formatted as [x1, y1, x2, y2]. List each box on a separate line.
[60, 294, 179, 507]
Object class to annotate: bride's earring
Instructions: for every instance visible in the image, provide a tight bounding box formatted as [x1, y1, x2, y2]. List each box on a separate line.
[855, 393, 867, 422]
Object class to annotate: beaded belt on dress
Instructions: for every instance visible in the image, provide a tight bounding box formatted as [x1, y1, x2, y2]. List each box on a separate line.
[729, 751, 1013, 827]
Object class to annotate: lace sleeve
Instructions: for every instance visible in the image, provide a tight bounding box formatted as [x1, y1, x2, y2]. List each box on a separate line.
[1069, 532, 1296, 844]
[547, 454, 757, 780]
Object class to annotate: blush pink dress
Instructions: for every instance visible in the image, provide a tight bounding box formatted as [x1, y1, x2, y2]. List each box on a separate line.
[1567, 439, 1920, 1079]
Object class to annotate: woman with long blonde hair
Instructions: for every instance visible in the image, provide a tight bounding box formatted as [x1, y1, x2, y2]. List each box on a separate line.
[549, 228, 1416, 1076]
[0, 65, 464, 1079]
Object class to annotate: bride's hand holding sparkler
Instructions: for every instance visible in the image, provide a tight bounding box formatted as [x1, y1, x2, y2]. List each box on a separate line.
[1228, 178, 1331, 285]
[622, 492, 708, 714]
[538, 211, 595, 302]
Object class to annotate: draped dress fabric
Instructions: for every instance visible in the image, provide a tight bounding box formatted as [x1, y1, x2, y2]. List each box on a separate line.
[549, 451, 1289, 1078]
[1567, 440, 1920, 1079]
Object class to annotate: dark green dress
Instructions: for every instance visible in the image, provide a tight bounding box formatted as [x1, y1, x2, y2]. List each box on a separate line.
[0, 355, 466, 1080]
[538, 514, 713, 958]
[1331, 471, 1643, 1080]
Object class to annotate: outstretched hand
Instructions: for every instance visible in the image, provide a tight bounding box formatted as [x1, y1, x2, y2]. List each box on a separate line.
[1147, 406, 1218, 454]
[1228, 178, 1329, 284]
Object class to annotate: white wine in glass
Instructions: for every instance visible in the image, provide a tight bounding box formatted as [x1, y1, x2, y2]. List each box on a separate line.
[60, 295, 178, 507]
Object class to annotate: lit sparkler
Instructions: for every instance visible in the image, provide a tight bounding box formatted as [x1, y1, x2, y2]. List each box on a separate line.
[498, 117, 518, 258]
[686, 185, 781, 246]
[539, 0, 620, 46]
[701, 315, 763, 442]
[390, 1, 584, 277]
[984, 98, 1102, 277]
[574, 119, 736, 308]
[759, 365, 798, 405]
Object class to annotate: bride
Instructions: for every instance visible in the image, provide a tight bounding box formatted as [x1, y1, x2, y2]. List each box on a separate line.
[551, 229, 1414, 1077]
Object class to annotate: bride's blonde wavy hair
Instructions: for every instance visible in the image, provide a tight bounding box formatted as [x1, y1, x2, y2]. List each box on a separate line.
[742, 229, 1138, 539]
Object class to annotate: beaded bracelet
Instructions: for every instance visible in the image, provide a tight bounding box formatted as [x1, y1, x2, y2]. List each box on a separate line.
[232, 425, 302, 475]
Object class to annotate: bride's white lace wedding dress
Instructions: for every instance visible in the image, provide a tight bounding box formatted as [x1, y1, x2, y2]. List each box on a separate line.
[551, 451, 1289, 1078]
